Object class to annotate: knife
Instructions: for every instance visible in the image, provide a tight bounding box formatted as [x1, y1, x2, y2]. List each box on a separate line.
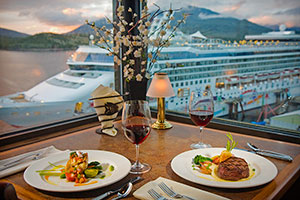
[93, 176, 142, 200]
[247, 143, 293, 162]
[0, 150, 47, 171]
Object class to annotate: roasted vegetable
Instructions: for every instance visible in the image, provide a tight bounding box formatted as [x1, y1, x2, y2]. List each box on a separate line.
[84, 168, 99, 178]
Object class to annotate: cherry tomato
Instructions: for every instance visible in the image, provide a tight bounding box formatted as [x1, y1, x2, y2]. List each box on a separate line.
[65, 173, 76, 182]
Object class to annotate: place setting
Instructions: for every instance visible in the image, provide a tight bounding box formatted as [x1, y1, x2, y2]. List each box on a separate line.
[2, 83, 294, 200]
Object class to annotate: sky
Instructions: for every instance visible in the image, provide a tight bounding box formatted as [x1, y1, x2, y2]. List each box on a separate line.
[0, 0, 299, 35]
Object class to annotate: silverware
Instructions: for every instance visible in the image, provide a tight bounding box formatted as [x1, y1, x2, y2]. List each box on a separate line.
[247, 143, 293, 162]
[93, 176, 142, 200]
[111, 182, 132, 200]
[158, 182, 196, 200]
[0, 151, 46, 171]
[148, 189, 170, 200]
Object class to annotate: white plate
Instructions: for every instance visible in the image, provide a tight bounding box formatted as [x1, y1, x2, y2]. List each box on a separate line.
[24, 150, 131, 192]
[171, 148, 278, 188]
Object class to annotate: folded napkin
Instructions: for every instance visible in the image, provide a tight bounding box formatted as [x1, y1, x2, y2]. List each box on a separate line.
[133, 177, 230, 200]
[0, 146, 65, 179]
[91, 84, 123, 136]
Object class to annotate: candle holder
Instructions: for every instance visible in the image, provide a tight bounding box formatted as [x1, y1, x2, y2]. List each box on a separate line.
[146, 73, 175, 130]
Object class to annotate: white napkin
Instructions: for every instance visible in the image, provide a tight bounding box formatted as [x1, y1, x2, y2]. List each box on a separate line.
[133, 177, 230, 200]
[0, 145, 65, 178]
[91, 84, 123, 136]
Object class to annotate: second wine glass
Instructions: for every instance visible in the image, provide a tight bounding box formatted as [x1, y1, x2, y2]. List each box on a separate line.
[189, 87, 214, 149]
[122, 100, 151, 174]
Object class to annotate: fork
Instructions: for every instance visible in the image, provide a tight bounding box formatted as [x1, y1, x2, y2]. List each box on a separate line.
[147, 189, 170, 200]
[158, 182, 196, 200]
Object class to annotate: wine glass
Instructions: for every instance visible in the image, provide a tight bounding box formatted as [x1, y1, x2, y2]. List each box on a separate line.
[189, 86, 214, 149]
[122, 100, 151, 174]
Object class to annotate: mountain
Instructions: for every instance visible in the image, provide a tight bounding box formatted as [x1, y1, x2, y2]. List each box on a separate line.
[171, 6, 272, 40]
[67, 6, 272, 41]
[65, 18, 113, 35]
[0, 32, 89, 50]
[0, 27, 30, 38]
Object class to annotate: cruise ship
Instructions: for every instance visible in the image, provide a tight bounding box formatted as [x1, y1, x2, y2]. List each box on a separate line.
[158, 30, 300, 117]
[0, 29, 300, 127]
[0, 44, 114, 127]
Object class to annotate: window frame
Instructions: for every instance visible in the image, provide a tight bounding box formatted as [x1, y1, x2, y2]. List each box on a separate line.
[1, 111, 299, 152]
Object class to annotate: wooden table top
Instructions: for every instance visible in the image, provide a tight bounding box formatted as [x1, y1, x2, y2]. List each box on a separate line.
[0, 120, 299, 200]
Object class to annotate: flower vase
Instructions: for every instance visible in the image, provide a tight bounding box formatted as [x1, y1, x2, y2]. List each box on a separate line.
[126, 79, 148, 100]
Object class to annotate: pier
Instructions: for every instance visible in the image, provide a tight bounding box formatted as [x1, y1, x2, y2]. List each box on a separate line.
[224, 97, 245, 120]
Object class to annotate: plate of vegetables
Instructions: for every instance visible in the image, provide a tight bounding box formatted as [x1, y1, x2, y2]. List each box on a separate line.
[24, 150, 131, 192]
[171, 134, 278, 188]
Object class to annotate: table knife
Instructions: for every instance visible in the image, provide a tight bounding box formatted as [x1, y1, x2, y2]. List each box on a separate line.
[247, 143, 293, 162]
[0, 151, 46, 171]
[93, 176, 142, 200]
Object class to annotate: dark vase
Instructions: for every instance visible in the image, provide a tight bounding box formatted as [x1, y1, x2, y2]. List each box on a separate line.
[126, 79, 148, 100]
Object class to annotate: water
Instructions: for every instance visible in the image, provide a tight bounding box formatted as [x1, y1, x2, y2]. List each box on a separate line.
[0, 50, 73, 132]
[0, 50, 72, 96]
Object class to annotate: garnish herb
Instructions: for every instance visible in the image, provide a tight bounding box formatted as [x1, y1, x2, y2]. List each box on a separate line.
[226, 133, 237, 152]
[88, 161, 100, 167]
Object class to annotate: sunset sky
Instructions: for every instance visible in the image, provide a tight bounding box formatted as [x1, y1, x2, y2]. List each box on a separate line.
[0, 0, 299, 35]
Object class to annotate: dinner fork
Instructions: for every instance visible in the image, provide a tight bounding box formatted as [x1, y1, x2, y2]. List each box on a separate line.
[147, 189, 170, 200]
[158, 182, 196, 200]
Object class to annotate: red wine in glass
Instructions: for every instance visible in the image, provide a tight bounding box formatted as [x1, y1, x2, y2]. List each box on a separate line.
[122, 100, 151, 174]
[125, 124, 150, 144]
[189, 87, 214, 149]
[190, 110, 213, 127]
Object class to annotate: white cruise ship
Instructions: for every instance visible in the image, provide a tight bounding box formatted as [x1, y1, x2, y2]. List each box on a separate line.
[158, 31, 300, 117]
[0, 45, 114, 127]
[0, 30, 300, 127]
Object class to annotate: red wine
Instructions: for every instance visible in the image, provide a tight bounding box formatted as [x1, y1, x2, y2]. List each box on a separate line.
[125, 124, 150, 144]
[190, 110, 213, 126]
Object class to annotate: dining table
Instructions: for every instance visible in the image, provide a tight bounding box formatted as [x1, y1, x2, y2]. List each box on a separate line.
[0, 119, 299, 200]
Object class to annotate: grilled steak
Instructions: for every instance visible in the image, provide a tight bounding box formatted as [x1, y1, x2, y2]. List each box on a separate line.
[217, 157, 249, 181]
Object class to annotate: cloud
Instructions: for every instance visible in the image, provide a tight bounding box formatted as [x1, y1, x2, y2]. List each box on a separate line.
[1, 0, 300, 34]
[0, 0, 112, 26]
[33, 9, 84, 26]
[18, 11, 30, 17]
[275, 7, 300, 15]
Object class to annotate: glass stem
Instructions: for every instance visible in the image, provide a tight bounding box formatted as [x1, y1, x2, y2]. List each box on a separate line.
[135, 144, 141, 168]
[199, 126, 203, 144]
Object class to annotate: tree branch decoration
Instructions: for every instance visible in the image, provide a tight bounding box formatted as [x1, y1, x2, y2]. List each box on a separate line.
[86, 0, 188, 82]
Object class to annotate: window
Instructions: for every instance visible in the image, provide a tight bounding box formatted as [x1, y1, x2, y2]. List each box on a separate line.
[0, 0, 299, 142]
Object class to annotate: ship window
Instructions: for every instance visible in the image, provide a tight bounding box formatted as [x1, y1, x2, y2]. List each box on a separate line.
[64, 70, 102, 78]
[46, 78, 84, 89]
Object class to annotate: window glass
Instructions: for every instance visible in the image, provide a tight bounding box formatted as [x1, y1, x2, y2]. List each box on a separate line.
[145, 1, 300, 134]
[0, 0, 299, 136]
[0, 1, 114, 133]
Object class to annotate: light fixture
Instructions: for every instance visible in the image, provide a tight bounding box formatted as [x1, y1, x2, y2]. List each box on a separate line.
[146, 72, 175, 129]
